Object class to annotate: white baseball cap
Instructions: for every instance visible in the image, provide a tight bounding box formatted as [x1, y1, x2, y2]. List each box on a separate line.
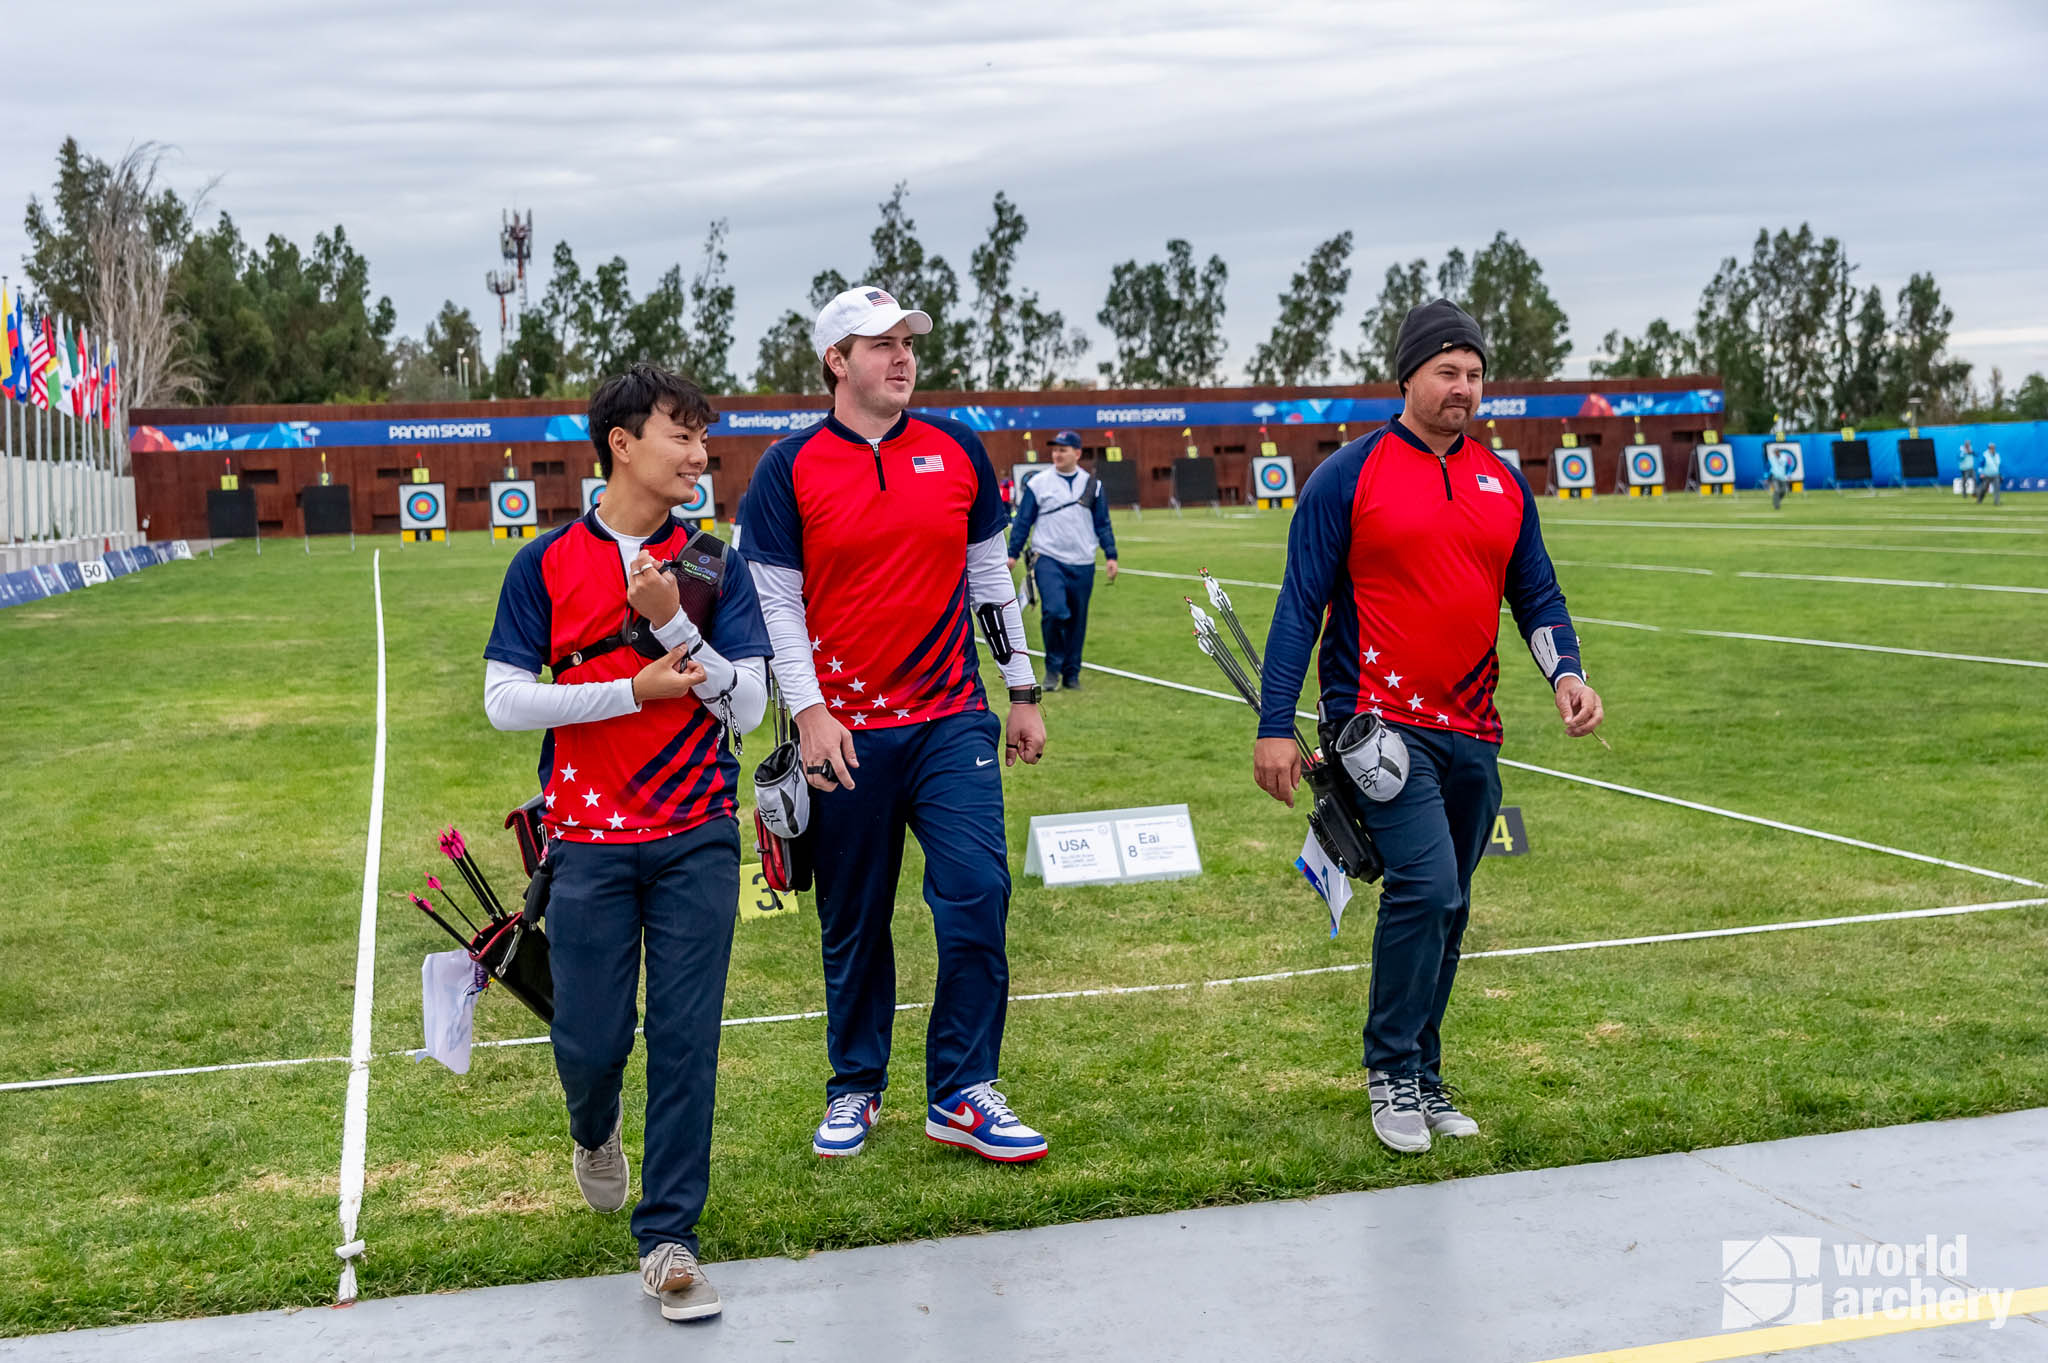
[813, 285, 932, 358]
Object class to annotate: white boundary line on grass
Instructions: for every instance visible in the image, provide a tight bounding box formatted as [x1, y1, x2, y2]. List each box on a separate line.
[1552, 559, 1715, 576]
[1123, 567, 2048, 669]
[1538, 517, 2043, 536]
[1737, 570, 2048, 596]
[335, 550, 388, 1304]
[8, 895, 2044, 1091]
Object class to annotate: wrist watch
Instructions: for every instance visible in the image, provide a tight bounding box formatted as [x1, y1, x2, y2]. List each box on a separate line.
[1008, 684, 1043, 706]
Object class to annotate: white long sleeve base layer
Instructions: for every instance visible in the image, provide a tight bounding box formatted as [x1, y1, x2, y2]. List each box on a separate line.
[482, 512, 768, 733]
[749, 531, 1035, 714]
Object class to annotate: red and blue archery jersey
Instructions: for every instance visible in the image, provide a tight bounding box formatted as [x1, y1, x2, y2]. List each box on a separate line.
[1259, 419, 1583, 745]
[484, 510, 772, 844]
[737, 412, 1008, 730]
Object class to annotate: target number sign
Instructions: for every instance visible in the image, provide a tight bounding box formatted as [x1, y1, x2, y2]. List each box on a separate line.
[674, 473, 716, 521]
[79, 560, 112, 587]
[1553, 449, 1594, 489]
[490, 479, 538, 528]
[1697, 444, 1734, 484]
[400, 483, 448, 530]
[1252, 455, 1297, 499]
[1624, 445, 1665, 486]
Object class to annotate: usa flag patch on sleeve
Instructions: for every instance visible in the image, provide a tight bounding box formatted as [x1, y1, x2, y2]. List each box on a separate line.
[912, 454, 946, 474]
[1475, 472, 1503, 494]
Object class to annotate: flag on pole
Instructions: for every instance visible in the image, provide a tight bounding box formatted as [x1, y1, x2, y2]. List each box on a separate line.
[69, 324, 89, 418]
[3, 289, 27, 402]
[28, 313, 52, 408]
[0, 283, 13, 394]
[105, 343, 119, 430]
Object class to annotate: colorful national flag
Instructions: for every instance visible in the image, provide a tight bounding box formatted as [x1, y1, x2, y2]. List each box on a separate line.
[105, 343, 120, 429]
[28, 314, 53, 408]
[0, 284, 13, 393]
[911, 453, 946, 474]
[3, 289, 26, 402]
[70, 324, 89, 418]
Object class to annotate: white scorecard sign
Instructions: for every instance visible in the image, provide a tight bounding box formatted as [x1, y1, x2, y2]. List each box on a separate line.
[1024, 804, 1201, 887]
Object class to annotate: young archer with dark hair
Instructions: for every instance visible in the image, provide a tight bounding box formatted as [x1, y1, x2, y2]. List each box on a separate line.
[483, 362, 771, 1320]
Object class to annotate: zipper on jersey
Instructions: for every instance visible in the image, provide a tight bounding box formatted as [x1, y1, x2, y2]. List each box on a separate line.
[869, 438, 887, 491]
[1436, 451, 1453, 500]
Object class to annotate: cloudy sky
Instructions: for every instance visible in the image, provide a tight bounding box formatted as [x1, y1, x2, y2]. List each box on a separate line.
[6, 0, 2044, 389]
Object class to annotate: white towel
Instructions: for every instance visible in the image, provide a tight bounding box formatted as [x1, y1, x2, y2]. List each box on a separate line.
[1296, 830, 1353, 938]
[421, 950, 485, 1074]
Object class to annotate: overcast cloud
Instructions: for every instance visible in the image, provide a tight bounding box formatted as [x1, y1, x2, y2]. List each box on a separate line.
[5, 0, 2045, 390]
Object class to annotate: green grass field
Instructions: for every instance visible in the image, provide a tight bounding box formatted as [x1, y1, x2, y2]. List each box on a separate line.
[3, 487, 2045, 1336]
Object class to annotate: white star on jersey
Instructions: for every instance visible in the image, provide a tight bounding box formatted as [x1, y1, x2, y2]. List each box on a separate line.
[559, 763, 578, 782]
[849, 678, 866, 693]
[852, 713, 868, 726]
[1363, 647, 1380, 664]
[826, 657, 843, 672]
[607, 812, 626, 829]
[872, 696, 888, 709]
[811, 636, 823, 652]
[894, 709, 911, 719]
[1383, 671, 1402, 688]
[1408, 694, 1425, 710]
[583, 789, 600, 808]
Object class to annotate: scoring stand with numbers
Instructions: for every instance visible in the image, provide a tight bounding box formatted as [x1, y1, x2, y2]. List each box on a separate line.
[1024, 804, 1202, 887]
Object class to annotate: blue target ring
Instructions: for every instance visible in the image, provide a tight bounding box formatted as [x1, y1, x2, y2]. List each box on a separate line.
[496, 487, 530, 518]
[1562, 454, 1588, 482]
[1259, 463, 1288, 490]
[1704, 450, 1729, 477]
[1633, 452, 1659, 478]
[679, 481, 711, 515]
[406, 490, 441, 522]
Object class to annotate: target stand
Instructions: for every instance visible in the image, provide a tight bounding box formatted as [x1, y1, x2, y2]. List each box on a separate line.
[1689, 444, 1736, 495]
[1550, 447, 1595, 500]
[1764, 443, 1806, 494]
[490, 480, 539, 540]
[399, 483, 449, 544]
[1252, 447, 1296, 509]
[1619, 445, 1666, 497]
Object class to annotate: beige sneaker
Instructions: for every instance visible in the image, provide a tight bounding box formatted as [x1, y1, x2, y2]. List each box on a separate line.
[641, 1242, 722, 1321]
[572, 1111, 630, 1213]
[1367, 1069, 1431, 1154]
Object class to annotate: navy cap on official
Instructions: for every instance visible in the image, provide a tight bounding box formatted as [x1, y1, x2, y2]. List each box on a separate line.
[1395, 299, 1487, 387]
[1050, 430, 1083, 448]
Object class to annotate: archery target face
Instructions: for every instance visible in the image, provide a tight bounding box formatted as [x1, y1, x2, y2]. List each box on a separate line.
[400, 484, 447, 529]
[581, 477, 606, 512]
[490, 480, 538, 526]
[1555, 451, 1592, 487]
[1252, 455, 1297, 498]
[674, 473, 716, 520]
[1698, 445, 1734, 483]
[1624, 445, 1664, 485]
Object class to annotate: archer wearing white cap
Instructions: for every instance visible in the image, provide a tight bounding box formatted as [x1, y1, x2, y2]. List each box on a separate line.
[737, 285, 1051, 1163]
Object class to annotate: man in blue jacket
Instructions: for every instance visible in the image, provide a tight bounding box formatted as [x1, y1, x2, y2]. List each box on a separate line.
[1007, 431, 1118, 690]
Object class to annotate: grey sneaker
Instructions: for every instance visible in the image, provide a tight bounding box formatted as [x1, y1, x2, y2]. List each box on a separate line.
[573, 1111, 630, 1213]
[641, 1242, 721, 1321]
[1422, 1079, 1480, 1138]
[1043, 676, 1063, 692]
[1367, 1069, 1431, 1153]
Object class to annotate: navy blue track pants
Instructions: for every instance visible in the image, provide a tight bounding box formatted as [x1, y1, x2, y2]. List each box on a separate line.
[1355, 723, 1502, 1083]
[1033, 556, 1096, 684]
[811, 707, 1012, 1106]
[547, 819, 738, 1256]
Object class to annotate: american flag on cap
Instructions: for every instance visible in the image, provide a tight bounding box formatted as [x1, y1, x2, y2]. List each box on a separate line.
[866, 290, 893, 307]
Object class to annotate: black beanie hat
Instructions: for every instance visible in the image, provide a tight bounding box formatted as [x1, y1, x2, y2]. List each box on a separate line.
[1395, 298, 1487, 387]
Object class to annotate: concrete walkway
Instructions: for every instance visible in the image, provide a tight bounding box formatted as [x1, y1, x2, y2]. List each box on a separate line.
[8, 1109, 2046, 1363]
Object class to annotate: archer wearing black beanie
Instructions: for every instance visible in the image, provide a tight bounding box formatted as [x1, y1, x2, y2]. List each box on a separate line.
[1395, 298, 1487, 389]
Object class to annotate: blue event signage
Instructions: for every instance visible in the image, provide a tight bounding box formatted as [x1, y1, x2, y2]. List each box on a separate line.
[132, 390, 1726, 453]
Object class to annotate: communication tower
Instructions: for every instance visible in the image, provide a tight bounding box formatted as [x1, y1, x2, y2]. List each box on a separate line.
[484, 209, 535, 349]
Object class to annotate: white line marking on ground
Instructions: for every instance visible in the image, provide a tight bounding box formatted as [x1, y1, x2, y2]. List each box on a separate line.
[1737, 570, 2048, 595]
[1876, 512, 2048, 524]
[12, 896, 2043, 1091]
[0, 1053, 349, 1093]
[1553, 559, 1716, 576]
[1539, 516, 2043, 536]
[1697, 538, 2048, 560]
[1119, 566, 1284, 590]
[1573, 615, 1664, 631]
[335, 550, 388, 1305]
[1687, 628, 2048, 670]
[1493, 759, 2044, 887]
[1054, 648, 2045, 887]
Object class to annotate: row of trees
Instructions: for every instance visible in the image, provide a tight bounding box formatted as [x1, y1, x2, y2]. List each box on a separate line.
[1590, 224, 2040, 427]
[20, 140, 2041, 427]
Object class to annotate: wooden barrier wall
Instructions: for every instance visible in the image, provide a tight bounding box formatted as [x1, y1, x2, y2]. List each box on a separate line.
[132, 377, 1723, 539]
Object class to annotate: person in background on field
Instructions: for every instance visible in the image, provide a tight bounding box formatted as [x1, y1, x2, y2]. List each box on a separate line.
[1977, 442, 2002, 506]
[1767, 445, 1795, 510]
[1006, 431, 1118, 691]
[1959, 440, 1977, 498]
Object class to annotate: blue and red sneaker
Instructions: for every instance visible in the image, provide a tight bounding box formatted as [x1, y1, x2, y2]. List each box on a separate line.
[813, 1091, 881, 1157]
[925, 1081, 1048, 1162]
